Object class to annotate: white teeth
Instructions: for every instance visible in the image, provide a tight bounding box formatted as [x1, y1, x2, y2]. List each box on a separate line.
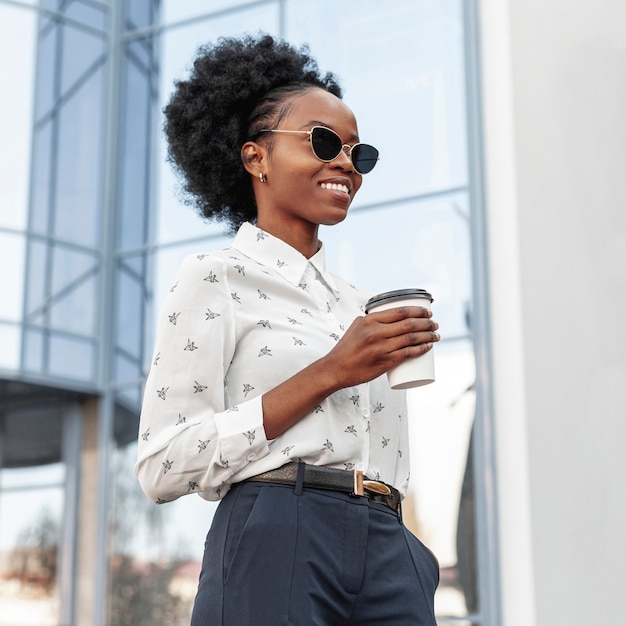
[321, 182, 349, 194]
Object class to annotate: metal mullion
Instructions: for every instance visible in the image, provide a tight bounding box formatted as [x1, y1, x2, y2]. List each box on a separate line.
[93, 0, 124, 621]
[463, 0, 501, 625]
[41, 4, 65, 375]
[58, 400, 81, 626]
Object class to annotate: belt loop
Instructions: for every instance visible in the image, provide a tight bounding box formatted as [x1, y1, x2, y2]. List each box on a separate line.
[294, 461, 305, 496]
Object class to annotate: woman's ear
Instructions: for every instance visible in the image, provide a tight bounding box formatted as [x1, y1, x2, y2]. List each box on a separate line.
[241, 141, 267, 177]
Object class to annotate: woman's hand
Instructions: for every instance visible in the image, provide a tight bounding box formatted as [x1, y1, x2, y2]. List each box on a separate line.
[261, 306, 439, 440]
[322, 306, 440, 390]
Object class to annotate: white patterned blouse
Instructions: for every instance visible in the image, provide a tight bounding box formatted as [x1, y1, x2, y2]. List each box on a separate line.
[135, 222, 410, 504]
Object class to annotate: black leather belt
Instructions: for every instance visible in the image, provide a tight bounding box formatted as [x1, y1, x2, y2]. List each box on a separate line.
[246, 462, 401, 514]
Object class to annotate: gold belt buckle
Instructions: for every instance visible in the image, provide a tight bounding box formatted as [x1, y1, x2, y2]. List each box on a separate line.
[353, 469, 392, 496]
[353, 469, 364, 496]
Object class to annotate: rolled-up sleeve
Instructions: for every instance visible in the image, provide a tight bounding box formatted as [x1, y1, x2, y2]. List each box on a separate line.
[135, 254, 271, 503]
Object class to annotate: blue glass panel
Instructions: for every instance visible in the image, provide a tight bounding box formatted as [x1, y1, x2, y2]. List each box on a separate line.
[115, 351, 144, 387]
[116, 385, 142, 413]
[118, 57, 150, 250]
[126, 35, 155, 74]
[60, 22, 105, 98]
[285, 0, 467, 207]
[34, 21, 57, 122]
[115, 264, 143, 359]
[23, 327, 44, 373]
[49, 246, 98, 335]
[30, 122, 53, 235]
[321, 193, 472, 340]
[162, 0, 253, 23]
[24, 239, 49, 323]
[54, 67, 103, 246]
[48, 333, 94, 381]
[64, 0, 107, 31]
[126, 0, 153, 31]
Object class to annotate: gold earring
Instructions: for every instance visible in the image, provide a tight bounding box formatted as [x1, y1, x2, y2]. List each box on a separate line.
[259, 172, 266, 183]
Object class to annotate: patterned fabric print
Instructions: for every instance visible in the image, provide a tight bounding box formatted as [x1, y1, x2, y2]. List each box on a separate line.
[135, 222, 410, 504]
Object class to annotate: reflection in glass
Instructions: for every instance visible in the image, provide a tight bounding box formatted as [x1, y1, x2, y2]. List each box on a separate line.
[54, 68, 103, 246]
[107, 408, 214, 626]
[0, 489, 63, 626]
[0, 407, 65, 625]
[49, 245, 98, 335]
[60, 22, 106, 98]
[64, 0, 108, 31]
[47, 334, 94, 381]
[285, 0, 467, 207]
[117, 49, 152, 251]
[406, 341, 477, 617]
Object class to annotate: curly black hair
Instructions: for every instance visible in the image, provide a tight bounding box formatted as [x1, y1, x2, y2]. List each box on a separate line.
[163, 33, 343, 231]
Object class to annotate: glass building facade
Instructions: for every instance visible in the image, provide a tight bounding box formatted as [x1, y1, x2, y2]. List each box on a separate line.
[0, 1, 497, 624]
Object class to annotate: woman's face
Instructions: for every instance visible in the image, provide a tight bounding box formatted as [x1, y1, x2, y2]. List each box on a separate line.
[253, 88, 365, 242]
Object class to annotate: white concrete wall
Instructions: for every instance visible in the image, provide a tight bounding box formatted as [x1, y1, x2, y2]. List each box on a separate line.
[479, 1, 626, 625]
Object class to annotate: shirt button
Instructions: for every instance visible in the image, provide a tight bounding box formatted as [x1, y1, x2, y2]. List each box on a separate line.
[305, 265, 314, 275]
[246, 453, 256, 462]
[326, 312, 336, 320]
[362, 408, 370, 418]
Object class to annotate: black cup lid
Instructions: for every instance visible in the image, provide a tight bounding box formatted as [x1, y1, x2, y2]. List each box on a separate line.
[365, 288, 433, 313]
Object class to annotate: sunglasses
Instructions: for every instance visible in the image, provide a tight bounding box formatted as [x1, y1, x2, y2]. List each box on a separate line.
[256, 125, 379, 174]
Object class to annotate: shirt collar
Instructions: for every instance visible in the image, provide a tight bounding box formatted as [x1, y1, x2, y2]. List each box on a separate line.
[231, 222, 339, 293]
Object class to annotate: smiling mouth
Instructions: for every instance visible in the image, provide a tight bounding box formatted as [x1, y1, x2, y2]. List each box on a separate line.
[320, 182, 350, 194]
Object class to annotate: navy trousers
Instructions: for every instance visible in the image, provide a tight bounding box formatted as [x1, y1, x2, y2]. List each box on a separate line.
[190, 481, 439, 625]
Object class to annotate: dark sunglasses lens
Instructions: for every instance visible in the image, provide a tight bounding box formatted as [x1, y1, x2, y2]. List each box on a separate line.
[352, 144, 379, 174]
[311, 127, 343, 161]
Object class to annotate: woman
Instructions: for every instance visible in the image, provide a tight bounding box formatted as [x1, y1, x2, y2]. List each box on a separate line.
[136, 34, 440, 625]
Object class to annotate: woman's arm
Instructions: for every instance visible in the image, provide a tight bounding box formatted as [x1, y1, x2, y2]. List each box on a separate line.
[261, 306, 439, 439]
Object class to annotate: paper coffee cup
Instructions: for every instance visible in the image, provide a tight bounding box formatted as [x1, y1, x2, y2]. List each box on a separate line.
[365, 288, 435, 389]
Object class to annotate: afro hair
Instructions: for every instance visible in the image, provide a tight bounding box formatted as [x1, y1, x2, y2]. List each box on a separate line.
[163, 33, 343, 231]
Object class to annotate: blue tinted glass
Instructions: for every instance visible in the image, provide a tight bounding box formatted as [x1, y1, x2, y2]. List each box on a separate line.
[286, 0, 467, 206]
[49, 246, 98, 336]
[23, 328, 44, 373]
[126, 35, 155, 73]
[321, 193, 472, 340]
[24, 239, 48, 323]
[118, 57, 150, 250]
[60, 22, 105, 97]
[115, 263, 143, 359]
[162, 0, 253, 23]
[48, 333, 94, 381]
[30, 122, 53, 235]
[34, 21, 56, 122]
[54, 67, 103, 246]
[64, 0, 107, 31]
[115, 352, 143, 387]
[116, 385, 142, 411]
[126, 0, 153, 31]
